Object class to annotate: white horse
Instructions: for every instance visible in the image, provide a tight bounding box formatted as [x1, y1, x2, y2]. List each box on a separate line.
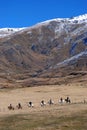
[48, 99, 54, 105]
[28, 101, 34, 107]
[59, 99, 65, 103]
[40, 100, 46, 106]
[58, 97, 65, 104]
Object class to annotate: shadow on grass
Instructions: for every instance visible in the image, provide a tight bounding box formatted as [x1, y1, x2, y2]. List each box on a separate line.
[0, 110, 87, 130]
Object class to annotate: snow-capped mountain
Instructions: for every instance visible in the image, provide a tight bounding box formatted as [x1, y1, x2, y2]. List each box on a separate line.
[68, 14, 87, 23]
[0, 28, 25, 38]
[38, 14, 87, 25]
[0, 14, 87, 38]
[0, 14, 87, 88]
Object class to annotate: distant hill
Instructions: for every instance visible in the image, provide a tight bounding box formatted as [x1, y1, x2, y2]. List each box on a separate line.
[0, 14, 87, 88]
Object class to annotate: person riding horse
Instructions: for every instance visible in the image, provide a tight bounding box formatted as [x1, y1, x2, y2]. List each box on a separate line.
[65, 97, 71, 103]
[48, 99, 54, 105]
[8, 104, 14, 110]
[28, 101, 34, 107]
[59, 97, 65, 104]
[17, 103, 22, 109]
[41, 100, 46, 106]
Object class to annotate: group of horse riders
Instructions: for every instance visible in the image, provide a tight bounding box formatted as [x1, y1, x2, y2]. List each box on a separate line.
[8, 96, 71, 110]
[8, 103, 22, 110]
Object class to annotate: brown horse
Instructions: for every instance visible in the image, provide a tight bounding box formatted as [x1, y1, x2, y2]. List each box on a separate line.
[8, 104, 14, 110]
[16, 103, 22, 109]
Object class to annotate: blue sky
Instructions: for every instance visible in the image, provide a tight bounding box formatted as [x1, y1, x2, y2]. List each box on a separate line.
[0, 0, 87, 28]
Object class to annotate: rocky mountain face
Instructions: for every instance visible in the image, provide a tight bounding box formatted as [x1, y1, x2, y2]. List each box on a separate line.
[0, 14, 87, 88]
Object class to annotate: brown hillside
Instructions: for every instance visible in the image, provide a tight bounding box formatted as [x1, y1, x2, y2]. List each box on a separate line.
[0, 17, 87, 88]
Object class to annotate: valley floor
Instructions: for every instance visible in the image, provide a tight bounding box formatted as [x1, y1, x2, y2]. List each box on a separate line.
[0, 83, 87, 129]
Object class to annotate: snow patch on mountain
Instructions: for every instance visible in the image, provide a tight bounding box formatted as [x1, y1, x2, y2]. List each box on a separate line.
[0, 28, 25, 38]
[36, 14, 87, 26]
[69, 14, 87, 23]
[53, 50, 87, 69]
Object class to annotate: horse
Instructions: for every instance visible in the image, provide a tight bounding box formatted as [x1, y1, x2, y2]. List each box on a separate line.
[40, 100, 46, 106]
[16, 103, 22, 109]
[59, 97, 65, 104]
[48, 99, 54, 105]
[8, 104, 14, 110]
[28, 101, 34, 107]
[65, 97, 71, 103]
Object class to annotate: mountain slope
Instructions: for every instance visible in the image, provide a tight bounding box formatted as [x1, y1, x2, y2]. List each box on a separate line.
[0, 14, 87, 88]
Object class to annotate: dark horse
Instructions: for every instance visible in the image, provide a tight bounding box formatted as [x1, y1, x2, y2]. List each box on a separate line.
[16, 103, 22, 109]
[65, 97, 71, 103]
[8, 104, 14, 110]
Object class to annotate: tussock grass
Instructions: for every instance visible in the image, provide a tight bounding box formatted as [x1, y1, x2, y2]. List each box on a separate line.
[0, 110, 87, 130]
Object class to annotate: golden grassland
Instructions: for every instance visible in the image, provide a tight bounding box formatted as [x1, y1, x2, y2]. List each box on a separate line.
[0, 83, 87, 130]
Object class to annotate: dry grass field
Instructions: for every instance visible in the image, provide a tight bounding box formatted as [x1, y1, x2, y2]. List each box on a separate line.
[0, 83, 87, 130]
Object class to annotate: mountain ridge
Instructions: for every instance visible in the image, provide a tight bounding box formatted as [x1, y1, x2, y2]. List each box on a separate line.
[0, 14, 87, 38]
